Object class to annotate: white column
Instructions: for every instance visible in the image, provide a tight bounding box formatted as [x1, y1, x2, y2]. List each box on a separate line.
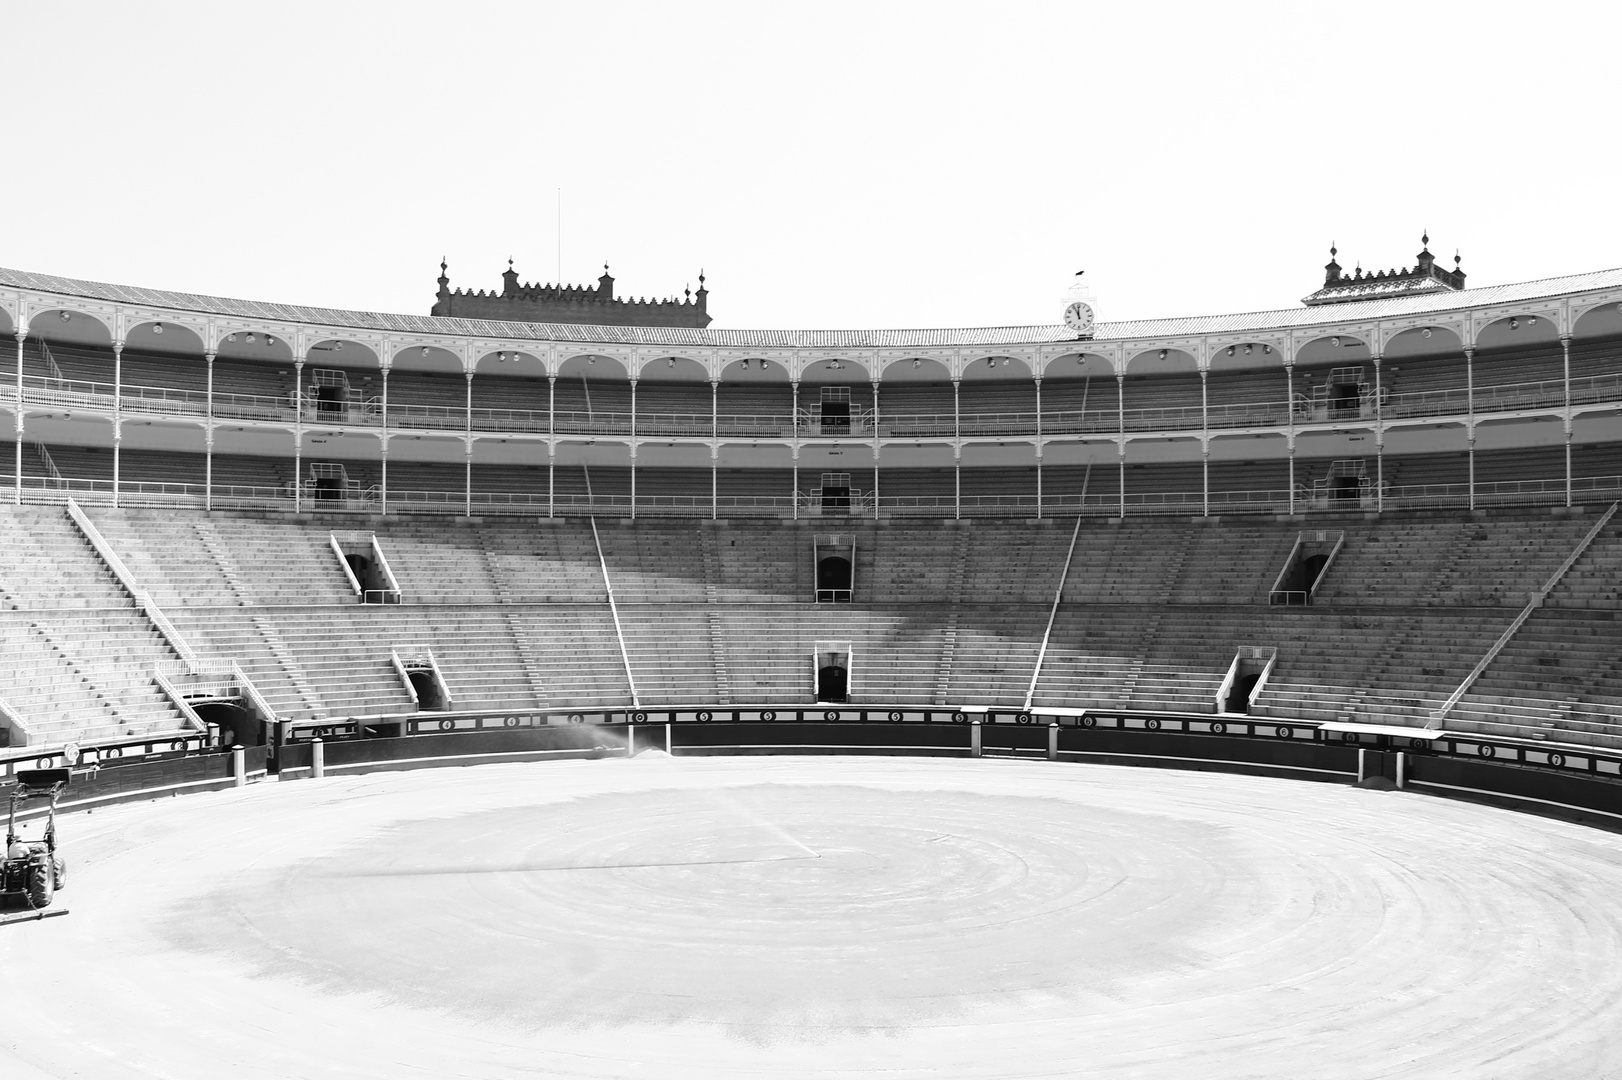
[547, 373, 556, 518]
[1373, 354, 1384, 513]
[1034, 375, 1043, 519]
[14, 330, 24, 504]
[112, 340, 123, 505]
[791, 379, 800, 520]
[953, 377, 961, 520]
[204, 351, 215, 512]
[1286, 363, 1296, 515]
[379, 364, 390, 514]
[629, 376, 637, 520]
[870, 378, 880, 519]
[1563, 334, 1573, 507]
[293, 357, 304, 512]
[1202, 442, 1210, 518]
[464, 371, 473, 518]
[1200, 368, 1209, 517]
[1116, 373, 1126, 518]
[1464, 346, 1474, 511]
[711, 377, 719, 520]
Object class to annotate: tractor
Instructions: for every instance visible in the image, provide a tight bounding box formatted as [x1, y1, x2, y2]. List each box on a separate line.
[1, 768, 70, 924]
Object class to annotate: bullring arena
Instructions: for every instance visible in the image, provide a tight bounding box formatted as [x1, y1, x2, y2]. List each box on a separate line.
[2, 253, 1622, 1077]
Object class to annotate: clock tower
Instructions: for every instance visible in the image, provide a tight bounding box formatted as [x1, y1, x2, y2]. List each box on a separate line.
[1062, 273, 1097, 339]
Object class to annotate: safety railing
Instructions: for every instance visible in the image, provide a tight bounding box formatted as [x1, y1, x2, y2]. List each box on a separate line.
[0, 695, 32, 747]
[66, 497, 200, 670]
[11, 372, 1619, 443]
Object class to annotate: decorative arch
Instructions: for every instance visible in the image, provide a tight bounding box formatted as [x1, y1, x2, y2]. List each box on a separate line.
[123, 315, 209, 354]
[1571, 298, 1622, 340]
[390, 342, 466, 376]
[24, 305, 114, 346]
[1472, 312, 1562, 352]
[558, 353, 631, 380]
[1041, 350, 1114, 379]
[472, 347, 545, 376]
[1379, 324, 1466, 360]
[1292, 332, 1372, 367]
[1207, 340, 1286, 375]
[1123, 346, 1197, 376]
[307, 337, 381, 367]
[961, 354, 1034, 380]
[212, 326, 296, 363]
[798, 355, 872, 384]
[633, 354, 708, 381]
[879, 356, 952, 383]
[717, 356, 790, 382]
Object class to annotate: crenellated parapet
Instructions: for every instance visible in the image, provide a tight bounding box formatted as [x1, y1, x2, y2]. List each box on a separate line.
[1304, 235, 1467, 306]
[431, 258, 711, 329]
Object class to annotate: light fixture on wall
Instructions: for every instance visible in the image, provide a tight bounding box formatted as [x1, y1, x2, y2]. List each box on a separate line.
[266, 336, 275, 346]
[421, 347, 430, 356]
[1263, 345, 1272, 354]
[1527, 316, 1538, 326]
[588, 356, 596, 365]
[58, 311, 70, 322]
[740, 359, 750, 370]
[667, 357, 674, 368]
[1158, 350, 1167, 361]
[1330, 336, 1340, 347]
[913, 359, 921, 369]
[1226, 346, 1235, 357]
[1422, 328, 1432, 338]
[245, 333, 256, 343]
[1509, 318, 1519, 330]
[228, 333, 237, 342]
[1245, 344, 1253, 355]
[759, 360, 768, 369]
[152, 323, 164, 335]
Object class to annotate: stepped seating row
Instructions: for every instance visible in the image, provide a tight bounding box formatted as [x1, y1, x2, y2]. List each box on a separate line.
[0, 611, 185, 743]
[0, 506, 191, 745]
[2, 502, 1619, 753]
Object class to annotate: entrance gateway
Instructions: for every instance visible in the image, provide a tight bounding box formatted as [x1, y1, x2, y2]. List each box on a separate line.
[814, 640, 852, 703]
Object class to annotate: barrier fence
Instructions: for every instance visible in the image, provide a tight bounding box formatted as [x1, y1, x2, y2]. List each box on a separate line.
[6, 707, 1621, 828]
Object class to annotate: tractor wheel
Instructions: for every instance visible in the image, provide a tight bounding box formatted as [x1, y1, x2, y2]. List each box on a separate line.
[27, 862, 54, 909]
[52, 856, 67, 892]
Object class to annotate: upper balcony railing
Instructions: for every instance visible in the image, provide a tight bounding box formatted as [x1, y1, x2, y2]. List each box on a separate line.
[12, 473, 1621, 518]
[2, 370, 1618, 439]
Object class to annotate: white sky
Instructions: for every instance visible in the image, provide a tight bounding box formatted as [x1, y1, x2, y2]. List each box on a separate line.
[7, 0, 1620, 331]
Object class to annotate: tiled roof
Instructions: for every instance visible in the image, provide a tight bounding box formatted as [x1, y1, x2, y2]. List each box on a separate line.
[3, 264, 1620, 351]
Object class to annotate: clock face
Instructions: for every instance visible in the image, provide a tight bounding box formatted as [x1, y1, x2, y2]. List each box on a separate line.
[1064, 300, 1095, 334]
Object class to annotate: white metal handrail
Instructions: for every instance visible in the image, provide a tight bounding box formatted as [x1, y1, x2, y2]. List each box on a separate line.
[1430, 501, 1620, 726]
[0, 695, 31, 746]
[1026, 515, 1085, 710]
[65, 497, 200, 670]
[231, 661, 280, 724]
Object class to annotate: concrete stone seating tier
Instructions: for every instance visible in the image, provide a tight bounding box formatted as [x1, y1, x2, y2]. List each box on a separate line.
[1206, 369, 1291, 424]
[1120, 373, 1205, 430]
[0, 506, 188, 745]
[1309, 511, 1591, 607]
[714, 469, 796, 514]
[3, 503, 1622, 751]
[469, 374, 549, 415]
[1038, 377, 1117, 433]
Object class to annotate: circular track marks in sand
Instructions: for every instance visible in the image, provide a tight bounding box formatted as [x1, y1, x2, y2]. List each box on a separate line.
[3, 756, 1622, 1079]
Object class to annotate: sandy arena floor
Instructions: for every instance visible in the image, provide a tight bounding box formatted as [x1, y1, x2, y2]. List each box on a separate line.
[3, 754, 1622, 1079]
